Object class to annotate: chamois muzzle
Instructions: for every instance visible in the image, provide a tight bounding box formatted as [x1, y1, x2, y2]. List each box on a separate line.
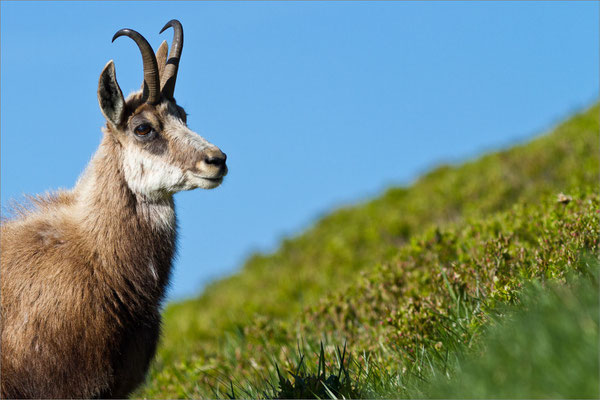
[196, 147, 228, 179]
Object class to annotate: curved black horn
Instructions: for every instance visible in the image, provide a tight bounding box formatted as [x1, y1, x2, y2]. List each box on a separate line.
[112, 28, 160, 104]
[159, 19, 184, 99]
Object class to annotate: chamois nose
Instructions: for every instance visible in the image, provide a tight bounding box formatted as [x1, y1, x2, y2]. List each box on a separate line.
[204, 150, 227, 167]
[196, 148, 227, 175]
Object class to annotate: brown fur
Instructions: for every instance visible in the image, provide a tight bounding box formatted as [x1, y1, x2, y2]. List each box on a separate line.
[1, 39, 226, 398]
[1, 126, 173, 398]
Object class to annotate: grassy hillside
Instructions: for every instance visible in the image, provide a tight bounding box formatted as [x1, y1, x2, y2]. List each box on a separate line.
[139, 104, 598, 398]
[426, 258, 599, 398]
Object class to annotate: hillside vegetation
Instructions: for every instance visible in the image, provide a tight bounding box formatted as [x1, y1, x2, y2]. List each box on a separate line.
[426, 259, 599, 398]
[140, 104, 599, 398]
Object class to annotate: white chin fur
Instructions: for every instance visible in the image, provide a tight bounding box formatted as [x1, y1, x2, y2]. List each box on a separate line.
[185, 172, 223, 190]
[122, 147, 221, 197]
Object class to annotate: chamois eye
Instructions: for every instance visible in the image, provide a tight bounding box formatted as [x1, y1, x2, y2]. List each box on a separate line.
[134, 124, 153, 136]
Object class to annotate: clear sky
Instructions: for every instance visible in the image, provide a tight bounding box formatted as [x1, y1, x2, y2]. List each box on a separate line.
[1, 1, 598, 301]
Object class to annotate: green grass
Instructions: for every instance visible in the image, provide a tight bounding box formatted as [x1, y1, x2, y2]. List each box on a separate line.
[244, 255, 599, 399]
[138, 103, 599, 398]
[425, 255, 599, 399]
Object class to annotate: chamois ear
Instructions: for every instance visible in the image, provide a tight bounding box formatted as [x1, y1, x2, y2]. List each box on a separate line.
[98, 60, 125, 127]
[156, 40, 169, 82]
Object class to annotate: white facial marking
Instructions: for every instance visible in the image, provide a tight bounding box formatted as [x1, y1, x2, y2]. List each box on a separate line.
[163, 112, 211, 152]
[122, 145, 191, 198]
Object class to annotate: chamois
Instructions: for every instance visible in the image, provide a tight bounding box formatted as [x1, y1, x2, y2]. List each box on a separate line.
[0, 20, 227, 398]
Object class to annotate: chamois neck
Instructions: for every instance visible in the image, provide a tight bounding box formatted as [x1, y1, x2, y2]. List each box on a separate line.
[73, 132, 176, 300]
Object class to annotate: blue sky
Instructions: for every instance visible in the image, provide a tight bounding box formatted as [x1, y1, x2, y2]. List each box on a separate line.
[1, 1, 598, 301]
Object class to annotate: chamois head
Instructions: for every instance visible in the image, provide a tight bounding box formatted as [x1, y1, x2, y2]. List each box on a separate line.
[97, 20, 227, 200]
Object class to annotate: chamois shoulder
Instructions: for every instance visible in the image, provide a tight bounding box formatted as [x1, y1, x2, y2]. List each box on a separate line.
[1, 190, 75, 224]
[0, 191, 78, 253]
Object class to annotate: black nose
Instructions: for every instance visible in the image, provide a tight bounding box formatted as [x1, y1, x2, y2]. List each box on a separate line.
[204, 151, 227, 167]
